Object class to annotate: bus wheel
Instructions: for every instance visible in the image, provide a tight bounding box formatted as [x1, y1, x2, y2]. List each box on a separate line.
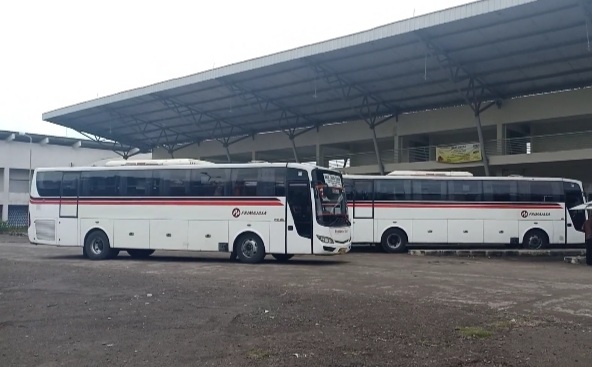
[522, 229, 548, 250]
[84, 230, 114, 260]
[381, 228, 408, 253]
[127, 249, 154, 259]
[235, 233, 266, 264]
[272, 254, 294, 262]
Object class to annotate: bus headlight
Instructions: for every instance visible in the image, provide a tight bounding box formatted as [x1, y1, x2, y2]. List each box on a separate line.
[316, 235, 334, 244]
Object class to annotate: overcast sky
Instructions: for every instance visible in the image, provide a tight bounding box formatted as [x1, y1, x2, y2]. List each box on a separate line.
[1, 0, 475, 139]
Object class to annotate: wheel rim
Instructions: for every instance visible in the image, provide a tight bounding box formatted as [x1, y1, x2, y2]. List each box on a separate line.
[90, 237, 104, 255]
[386, 234, 402, 249]
[240, 238, 259, 258]
[527, 235, 542, 249]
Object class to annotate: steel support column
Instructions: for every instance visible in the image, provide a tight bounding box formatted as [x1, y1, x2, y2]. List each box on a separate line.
[224, 145, 232, 162]
[417, 32, 503, 176]
[290, 138, 299, 163]
[363, 113, 396, 176]
[283, 125, 317, 164]
[370, 125, 384, 175]
[305, 59, 400, 175]
[217, 135, 250, 163]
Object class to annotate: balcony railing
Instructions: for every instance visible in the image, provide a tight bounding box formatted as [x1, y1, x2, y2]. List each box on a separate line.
[331, 130, 592, 166]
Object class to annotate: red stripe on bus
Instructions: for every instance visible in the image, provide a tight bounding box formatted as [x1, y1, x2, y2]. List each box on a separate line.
[30, 199, 284, 206]
[349, 203, 562, 209]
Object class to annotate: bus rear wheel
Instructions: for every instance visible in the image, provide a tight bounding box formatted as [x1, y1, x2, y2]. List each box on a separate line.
[522, 229, 549, 250]
[84, 230, 114, 260]
[127, 249, 155, 259]
[235, 233, 266, 264]
[381, 228, 408, 253]
[272, 254, 294, 262]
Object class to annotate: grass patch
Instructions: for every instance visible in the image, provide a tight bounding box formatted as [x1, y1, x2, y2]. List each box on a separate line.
[0, 222, 27, 235]
[489, 320, 515, 330]
[246, 349, 271, 360]
[457, 326, 494, 339]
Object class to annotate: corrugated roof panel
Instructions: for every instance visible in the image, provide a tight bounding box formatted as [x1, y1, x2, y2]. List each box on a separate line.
[40, 0, 592, 149]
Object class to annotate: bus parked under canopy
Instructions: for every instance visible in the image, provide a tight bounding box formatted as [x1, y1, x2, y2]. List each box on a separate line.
[28, 160, 351, 263]
[343, 171, 586, 253]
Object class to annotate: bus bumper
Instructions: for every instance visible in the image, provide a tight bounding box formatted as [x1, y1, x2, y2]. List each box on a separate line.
[313, 241, 351, 255]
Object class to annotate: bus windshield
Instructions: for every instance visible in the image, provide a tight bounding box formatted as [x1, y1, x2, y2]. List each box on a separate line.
[312, 169, 348, 227]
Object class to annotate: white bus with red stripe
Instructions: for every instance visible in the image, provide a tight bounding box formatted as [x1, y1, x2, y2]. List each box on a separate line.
[343, 171, 586, 253]
[28, 160, 351, 263]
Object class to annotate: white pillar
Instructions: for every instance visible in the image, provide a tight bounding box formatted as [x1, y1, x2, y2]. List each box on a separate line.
[251, 150, 257, 162]
[2, 168, 9, 222]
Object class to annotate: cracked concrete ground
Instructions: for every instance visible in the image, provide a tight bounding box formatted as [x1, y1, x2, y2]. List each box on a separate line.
[1, 235, 591, 367]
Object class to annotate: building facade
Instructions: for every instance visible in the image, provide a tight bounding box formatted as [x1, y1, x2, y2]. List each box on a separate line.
[0, 131, 149, 226]
[152, 87, 592, 195]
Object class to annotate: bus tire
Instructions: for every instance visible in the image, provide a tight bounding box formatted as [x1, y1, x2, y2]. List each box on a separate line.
[84, 230, 114, 260]
[272, 254, 294, 262]
[235, 232, 266, 264]
[127, 249, 155, 259]
[381, 228, 408, 253]
[522, 229, 549, 250]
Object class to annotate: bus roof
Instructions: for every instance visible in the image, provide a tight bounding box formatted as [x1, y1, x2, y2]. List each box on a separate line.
[344, 173, 583, 185]
[387, 170, 473, 177]
[34, 161, 340, 173]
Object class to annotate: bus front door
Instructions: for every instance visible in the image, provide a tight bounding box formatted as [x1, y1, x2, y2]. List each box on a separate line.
[58, 172, 80, 246]
[286, 181, 313, 254]
[564, 182, 586, 244]
[352, 180, 374, 243]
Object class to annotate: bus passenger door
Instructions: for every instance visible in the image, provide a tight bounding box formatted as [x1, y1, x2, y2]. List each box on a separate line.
[564, 182, 586, 245]
[285, 181, 313, 254]
[352, 180, 374, 243]
[58, 172, 80, 246]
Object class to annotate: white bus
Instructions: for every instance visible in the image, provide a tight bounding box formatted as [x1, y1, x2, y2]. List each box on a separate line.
[28, 160, 351, 263]
[343, 171, 587, 252]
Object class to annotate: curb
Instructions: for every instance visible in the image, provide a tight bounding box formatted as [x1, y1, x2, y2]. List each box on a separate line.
[409, 249, 586, 257]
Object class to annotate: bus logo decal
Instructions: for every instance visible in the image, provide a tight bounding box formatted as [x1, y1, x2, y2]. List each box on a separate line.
[232, 208, 267, 218]
[521, 210, 550, 218]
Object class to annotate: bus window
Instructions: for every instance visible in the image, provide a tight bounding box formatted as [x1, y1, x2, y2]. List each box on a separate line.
[483, 180, 517, 201]
[518, 181, 563, 202]
[81, 170, 119, 197]
[448, 180, 483, 201]
[412, 180, 447, 201]
[36, 171, 62, 197]
[374, 179, 411, 201]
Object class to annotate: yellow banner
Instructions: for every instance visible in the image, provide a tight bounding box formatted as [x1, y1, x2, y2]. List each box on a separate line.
[436, 143, 482, 164]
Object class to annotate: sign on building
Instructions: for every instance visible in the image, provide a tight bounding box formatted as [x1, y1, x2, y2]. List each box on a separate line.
[436, 143, 481, 164]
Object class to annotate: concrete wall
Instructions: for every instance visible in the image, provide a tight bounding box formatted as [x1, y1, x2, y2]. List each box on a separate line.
[0, 139, 126, 223]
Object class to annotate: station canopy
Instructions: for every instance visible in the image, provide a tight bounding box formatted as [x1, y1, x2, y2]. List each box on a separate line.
[43, 0, 592, 152]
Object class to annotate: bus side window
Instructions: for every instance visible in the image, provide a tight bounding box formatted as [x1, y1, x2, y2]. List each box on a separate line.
[412, 180, 447, 201]
[483, 180, 517, 201]
[190, 168, 230, 196]
[343, 179, 354, 201]
[353, 180, 373, 201]
[37, 171, 62, 197]
[448, 180, 482, 201]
